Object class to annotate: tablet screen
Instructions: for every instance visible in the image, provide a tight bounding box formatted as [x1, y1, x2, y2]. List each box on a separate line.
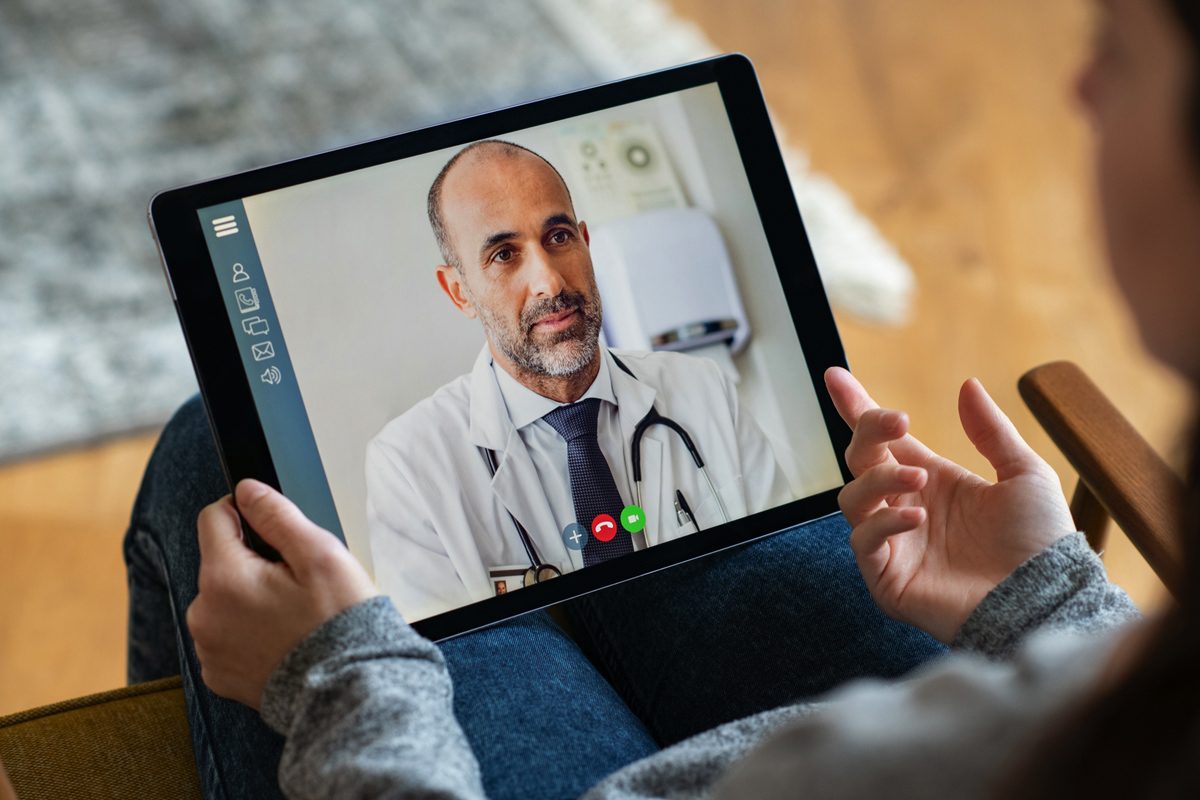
[193, 79, 843, 625]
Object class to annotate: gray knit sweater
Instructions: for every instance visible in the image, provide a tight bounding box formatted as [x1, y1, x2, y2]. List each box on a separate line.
[260, 533, 1140, 798]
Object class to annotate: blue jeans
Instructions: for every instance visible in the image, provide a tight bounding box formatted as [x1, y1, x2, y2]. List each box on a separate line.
[125, 397, 944, 799]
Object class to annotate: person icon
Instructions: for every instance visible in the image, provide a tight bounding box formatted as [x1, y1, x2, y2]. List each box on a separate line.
[231, 263, 250, 283]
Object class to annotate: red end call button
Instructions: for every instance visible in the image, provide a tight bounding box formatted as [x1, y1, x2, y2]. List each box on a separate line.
[591, 514, 618, 542]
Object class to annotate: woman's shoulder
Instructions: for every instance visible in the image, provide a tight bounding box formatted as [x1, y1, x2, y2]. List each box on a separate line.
[707, 627, 1128, 800]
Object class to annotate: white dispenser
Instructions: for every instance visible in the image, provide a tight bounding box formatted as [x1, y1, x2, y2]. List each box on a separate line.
[588, 207, 751, 376]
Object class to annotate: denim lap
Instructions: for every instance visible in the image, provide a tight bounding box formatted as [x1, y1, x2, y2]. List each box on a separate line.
[124, 396, 943, 797]
[564, 516, 946, 745]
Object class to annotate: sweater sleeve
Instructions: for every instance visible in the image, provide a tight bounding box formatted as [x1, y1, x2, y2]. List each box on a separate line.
[709, 629, 1126, 800]
[260, 596, 486, 800]
[952, 532, 1141, 659]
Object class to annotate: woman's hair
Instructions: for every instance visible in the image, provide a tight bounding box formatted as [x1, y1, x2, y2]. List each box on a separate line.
[1175, 1, 1200, 165]
[1006, 2, 1200, 796]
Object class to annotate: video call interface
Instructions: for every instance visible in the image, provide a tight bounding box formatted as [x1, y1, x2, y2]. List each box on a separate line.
[198, 82, 843, 623]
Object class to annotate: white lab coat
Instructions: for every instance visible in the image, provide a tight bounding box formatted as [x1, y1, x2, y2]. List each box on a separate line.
[365, 346, 793, 622]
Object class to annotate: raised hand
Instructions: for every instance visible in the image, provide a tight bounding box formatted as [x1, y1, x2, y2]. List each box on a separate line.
[825, 367, 1077, 643]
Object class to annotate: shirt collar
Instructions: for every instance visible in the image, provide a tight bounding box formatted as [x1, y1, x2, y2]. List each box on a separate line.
[491, 348, 617, 431]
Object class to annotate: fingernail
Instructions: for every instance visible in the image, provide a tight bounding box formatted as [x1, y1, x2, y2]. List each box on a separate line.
[237, 479, 270, 503]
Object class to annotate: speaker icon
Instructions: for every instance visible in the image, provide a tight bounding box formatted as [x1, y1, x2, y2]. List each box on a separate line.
[260, 366, 282, 385]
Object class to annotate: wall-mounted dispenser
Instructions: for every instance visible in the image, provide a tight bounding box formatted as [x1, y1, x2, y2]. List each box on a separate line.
[589, 206, 751, 377]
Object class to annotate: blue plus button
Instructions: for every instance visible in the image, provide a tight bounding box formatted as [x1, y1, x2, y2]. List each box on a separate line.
[561, 522, 587, 551]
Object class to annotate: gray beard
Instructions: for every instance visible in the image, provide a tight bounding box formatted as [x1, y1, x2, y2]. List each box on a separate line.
[477, 291, 603, 378]
[487, 308, 601, 377]
[509, 332, 597, 376]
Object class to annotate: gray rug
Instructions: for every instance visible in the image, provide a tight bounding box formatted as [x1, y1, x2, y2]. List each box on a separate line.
[0, 0, 913, 460]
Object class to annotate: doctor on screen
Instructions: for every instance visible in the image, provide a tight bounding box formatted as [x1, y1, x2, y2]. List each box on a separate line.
[365, 139, 793, 621]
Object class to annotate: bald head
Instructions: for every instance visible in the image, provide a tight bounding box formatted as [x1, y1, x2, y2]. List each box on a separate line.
[428, 139, 602, 388]
[427, 140, 575, 270]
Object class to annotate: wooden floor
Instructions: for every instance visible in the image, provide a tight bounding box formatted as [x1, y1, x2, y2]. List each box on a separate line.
[0, 0, 1188, 716]
[0, 432, 160, 715]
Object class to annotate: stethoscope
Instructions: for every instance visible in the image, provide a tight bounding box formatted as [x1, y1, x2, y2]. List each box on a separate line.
[478, 351, 731, 586]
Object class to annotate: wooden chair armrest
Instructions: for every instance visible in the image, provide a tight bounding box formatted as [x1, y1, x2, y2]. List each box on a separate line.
[1018, 361, 1184, 595]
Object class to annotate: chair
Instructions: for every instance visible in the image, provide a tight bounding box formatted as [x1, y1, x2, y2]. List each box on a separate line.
[0, 677, 199, 799]
[1019, 360, 1185, 595]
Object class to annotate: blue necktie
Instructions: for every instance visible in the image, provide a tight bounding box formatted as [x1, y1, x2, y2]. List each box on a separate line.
[542, 398, 634, 566]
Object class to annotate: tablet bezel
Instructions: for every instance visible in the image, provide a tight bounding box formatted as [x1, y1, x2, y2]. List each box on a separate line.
[150, 53, 854, 641]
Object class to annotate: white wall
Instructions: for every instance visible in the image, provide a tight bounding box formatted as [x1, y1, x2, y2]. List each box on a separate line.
[243, 84, 842, 572]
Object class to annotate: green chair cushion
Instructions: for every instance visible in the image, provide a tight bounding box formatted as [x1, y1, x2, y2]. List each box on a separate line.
[0, 677, 200, 800]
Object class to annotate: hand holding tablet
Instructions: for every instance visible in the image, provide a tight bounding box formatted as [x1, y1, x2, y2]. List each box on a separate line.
[189, 480, 378, 708]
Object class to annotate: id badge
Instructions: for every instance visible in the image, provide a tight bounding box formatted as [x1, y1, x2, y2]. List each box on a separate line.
[488, 565, 529, 596]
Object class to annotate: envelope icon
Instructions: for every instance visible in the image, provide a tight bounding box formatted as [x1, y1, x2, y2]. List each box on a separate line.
[251, 341, 275, 362]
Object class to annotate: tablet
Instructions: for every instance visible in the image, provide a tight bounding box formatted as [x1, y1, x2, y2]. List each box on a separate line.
[150, 54, 852, 640]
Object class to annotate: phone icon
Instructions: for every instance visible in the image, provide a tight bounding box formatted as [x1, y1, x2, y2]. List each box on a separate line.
[235, 287, 260, 314]
[591, 514, 617, 543]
